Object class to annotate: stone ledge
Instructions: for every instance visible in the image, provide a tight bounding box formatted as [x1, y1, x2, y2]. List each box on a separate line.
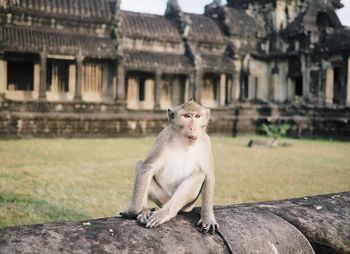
[0, 192, 349, 253]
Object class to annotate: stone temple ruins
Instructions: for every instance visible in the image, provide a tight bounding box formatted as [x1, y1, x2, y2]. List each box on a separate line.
[0, 0, 349, 138]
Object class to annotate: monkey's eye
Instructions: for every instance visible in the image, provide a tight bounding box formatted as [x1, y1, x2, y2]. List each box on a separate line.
[195, 114, 201, 119]
[184, 114, 191, 118]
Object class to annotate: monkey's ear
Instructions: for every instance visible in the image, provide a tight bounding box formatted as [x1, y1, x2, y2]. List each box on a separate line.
[167, 109, 175, 124]
[205, 109, 211, 121]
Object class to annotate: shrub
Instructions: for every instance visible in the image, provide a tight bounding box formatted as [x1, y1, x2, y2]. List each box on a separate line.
[260, 123, 291, 140]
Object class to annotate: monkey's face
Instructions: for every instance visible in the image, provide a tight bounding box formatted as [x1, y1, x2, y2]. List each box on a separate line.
[173, 110, 209, 145]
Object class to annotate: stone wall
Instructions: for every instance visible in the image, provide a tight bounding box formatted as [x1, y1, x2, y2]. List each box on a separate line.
[0, 100, 349, 139]
[0, 192, 349, 253]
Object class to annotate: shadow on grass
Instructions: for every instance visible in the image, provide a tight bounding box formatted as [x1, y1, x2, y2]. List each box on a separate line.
[0, 192, 88, 228]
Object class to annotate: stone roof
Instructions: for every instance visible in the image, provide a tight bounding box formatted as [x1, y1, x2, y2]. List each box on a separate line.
[0, 25, 116, 58]
[124, 51, 192, 73]
[281, 1, 342, 37]
[186, 13, 225, 44]
[0, 0, 113, 22]
[200, 53, 234, 73]
[227, 0, 277, 9]
[222, 7, 265, 37]
[320, 29, 350, 53]
[121, 11, 181, 43]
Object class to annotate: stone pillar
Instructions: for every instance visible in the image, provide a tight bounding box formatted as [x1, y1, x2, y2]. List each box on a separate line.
[225, 75, 232, 105]
[287, 78, 294, 102]
[69, 64, 76, 99]
[184, 76, 190, 101]
[34, 63, 40, 99]
[193, 71, 202, 103]
[301, 54, 310, 102]
[0, 58, 7, 99]
[145, 79, 155, 109]
[188, 73, 196, 100]
[280, 63, 289, 102]
[347, 57, 350, 106]
[325, 66, 334, 105]
[154, 70, 161, 109]
[219, 74, 226, 106]
[231, 73, 240, 103]
[116, 62, 126, 103]
[248, 76, 256, 100]
[74, 53, 84, 101]
[39, 52, 47, 99]
[272, 73, 278, 102]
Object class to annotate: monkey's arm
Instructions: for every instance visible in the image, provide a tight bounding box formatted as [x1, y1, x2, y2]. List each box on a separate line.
[198, 160, 218, 233]
[120, 161, 154, 219]
[120, 133, 167, 219]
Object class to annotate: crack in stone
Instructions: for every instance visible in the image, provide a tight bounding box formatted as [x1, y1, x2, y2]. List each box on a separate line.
[215, 228, 233, 254]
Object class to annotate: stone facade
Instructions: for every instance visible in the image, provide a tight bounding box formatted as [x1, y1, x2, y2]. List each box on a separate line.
[0, 0, 349, 138]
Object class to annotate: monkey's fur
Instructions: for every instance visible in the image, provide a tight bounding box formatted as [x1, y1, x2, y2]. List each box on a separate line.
[120, 100, 218, 233]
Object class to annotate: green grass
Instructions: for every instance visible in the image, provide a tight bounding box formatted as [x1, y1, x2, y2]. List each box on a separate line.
[0, 136, 349, 228]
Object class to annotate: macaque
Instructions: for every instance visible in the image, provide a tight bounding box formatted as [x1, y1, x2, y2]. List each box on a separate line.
[120, 99, 218, 233]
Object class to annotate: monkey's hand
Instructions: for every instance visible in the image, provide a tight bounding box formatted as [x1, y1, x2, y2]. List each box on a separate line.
[197, 216, 219, 234]
[136, 208, 153, 225]
[145, 208, 172, 228]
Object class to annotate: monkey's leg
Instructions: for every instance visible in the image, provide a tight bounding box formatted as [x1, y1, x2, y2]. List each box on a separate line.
[149, 177, 170, 207]
[145, 171, 205, 228]
[137, 178, 170, 224]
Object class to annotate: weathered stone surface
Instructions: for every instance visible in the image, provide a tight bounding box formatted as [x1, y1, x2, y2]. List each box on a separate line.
[214, 207, 314, 253]
[255, 192, 350, 254]
[1, 192, 349, 254]
[0, 213, 228, 254]
[0, 103, 349, 139]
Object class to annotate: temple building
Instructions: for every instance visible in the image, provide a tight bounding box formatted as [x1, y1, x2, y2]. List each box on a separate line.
[0, 0, 349, 138]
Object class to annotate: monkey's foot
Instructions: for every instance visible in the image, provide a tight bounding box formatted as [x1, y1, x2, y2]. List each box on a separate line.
[197, 218, 219, 234]
[136, 208, 153, 225]
[145, 209, 172, 228]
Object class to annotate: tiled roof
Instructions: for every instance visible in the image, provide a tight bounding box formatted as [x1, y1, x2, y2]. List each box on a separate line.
[200, 54, 234, 73]
[124, 51, 193, 73]
[0, 0, 112, 21]
[223, 7, 265, 37]
[186, 14, 225, 44]
[227, 0, 277, 9]
[121, 11, 181, 43]
[0, 26, 116, 58]
[282, 0, 342, 37]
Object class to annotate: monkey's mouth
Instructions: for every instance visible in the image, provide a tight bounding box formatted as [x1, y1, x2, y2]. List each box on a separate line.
[187, 136, 198, 142]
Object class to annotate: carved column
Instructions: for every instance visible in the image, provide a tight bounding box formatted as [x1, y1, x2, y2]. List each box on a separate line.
[154, 70, 161, 109]
[301, 54, 310, 102]
[231, 73, 240, 104]
[347, 57, 350, 106]
[0, 56, 6, 99]
[219, 74, 226, 106]
[39, 52, 47, 99]
[74, 53, 84, 101]
[325, 66, 334, 105]
[116, 61, 126, 103]
[184, 76, 190, 102]
[193, 70, 202, 103]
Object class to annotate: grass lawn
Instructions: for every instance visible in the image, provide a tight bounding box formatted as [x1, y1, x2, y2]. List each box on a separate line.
[0, 135, 349, 228]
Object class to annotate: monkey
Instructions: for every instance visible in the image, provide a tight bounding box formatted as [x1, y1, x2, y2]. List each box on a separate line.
[120, 99, 218, 233]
